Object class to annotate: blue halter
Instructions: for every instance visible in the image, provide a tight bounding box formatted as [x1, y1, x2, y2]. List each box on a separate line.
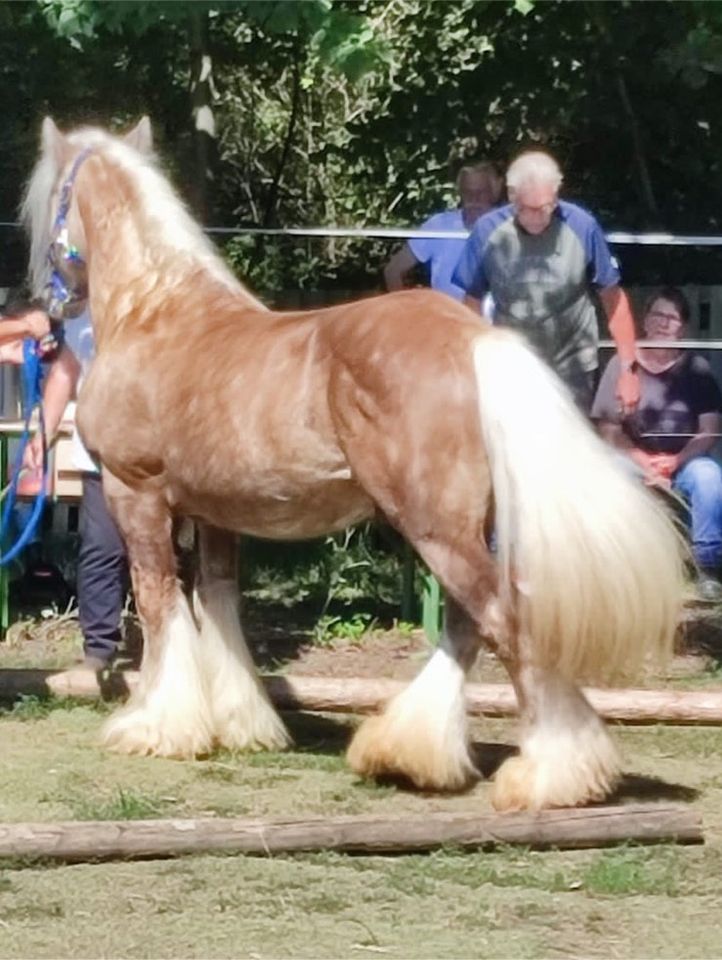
[44, 148, 92, 321]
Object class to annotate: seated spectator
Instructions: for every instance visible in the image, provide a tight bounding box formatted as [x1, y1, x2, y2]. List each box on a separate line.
[592, 286, 722, 601]
[383, 161, 503, 311]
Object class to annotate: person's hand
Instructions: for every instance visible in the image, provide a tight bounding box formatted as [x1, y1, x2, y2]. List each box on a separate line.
[642, 466, 672, 491]
[641, 452, 678, 491]
[37, 332, 58, 357]
[631, 449, 671, 490]
[616, 366, 640, 415]
[648, 452, 679, 480]
[22, 433, 45, 474]
[22, 309, 51, 341]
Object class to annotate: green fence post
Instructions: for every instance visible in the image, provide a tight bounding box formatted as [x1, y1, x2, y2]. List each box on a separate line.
[422, 571, 443, 643]
[401, 542, 417, 623]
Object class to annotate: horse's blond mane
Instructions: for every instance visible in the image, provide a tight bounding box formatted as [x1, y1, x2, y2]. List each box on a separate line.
[21, 124, 264, 308]
[21, 146, 59, 298]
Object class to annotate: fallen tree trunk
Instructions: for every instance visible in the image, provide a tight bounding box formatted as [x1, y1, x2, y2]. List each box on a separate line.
[3, 669, 722, 726]
[0, 804, 702, 862]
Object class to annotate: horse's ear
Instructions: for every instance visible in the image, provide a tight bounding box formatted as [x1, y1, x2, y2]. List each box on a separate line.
[41, 117, 67, 167]
[124, 116, 153, 154]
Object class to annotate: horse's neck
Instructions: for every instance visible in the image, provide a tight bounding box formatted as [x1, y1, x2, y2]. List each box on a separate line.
[78, 159, 264, 332]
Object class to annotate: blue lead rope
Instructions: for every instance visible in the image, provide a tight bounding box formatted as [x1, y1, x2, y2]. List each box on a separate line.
[0, 339, 48, 566]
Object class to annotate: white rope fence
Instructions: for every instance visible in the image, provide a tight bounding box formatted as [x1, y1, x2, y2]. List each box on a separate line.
[3, 221, 722, 355]
[4, 221, 722, 245]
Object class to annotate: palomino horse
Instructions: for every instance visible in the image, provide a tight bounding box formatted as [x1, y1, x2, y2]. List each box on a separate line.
[22, 117, 687, 811]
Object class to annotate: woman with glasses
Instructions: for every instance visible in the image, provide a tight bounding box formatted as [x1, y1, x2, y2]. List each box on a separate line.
[592, 286, 722, 602]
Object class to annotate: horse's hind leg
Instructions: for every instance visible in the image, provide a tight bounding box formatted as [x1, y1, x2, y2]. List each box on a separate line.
[101, 477, 214, 758]
[194, 523, 290, 751]
[347, 595, 485, 790]
[492, 654, 621, 811]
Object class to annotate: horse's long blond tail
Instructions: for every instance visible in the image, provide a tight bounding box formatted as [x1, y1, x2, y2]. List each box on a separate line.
[473, 329, 688, 683]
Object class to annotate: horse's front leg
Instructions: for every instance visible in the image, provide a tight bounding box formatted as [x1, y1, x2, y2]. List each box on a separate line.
[101, 473, 214, 758]
[194, 523, 290, 751]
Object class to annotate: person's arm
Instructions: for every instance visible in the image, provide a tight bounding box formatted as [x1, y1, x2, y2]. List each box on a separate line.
[598, 286, 639, 414]
[651, 411, 722, 478]
[23, 345, 80, 470]
[453, 221, 490, 314]
[384, 245, 420, 291]
[0, 341, 25, 364]
[0, 309, 50, 346]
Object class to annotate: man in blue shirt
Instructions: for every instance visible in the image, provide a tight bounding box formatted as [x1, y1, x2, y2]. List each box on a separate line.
[453, 150, 639, 413]
[384, 161, 502, 302]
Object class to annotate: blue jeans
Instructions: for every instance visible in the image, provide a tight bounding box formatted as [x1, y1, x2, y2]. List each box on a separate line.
[673, 456, 722, 572]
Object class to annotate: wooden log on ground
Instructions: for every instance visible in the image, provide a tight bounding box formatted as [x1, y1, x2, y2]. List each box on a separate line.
[268, 676, 722, 726]
[0, 804, 702, 863]
[2, 670, 722, 725]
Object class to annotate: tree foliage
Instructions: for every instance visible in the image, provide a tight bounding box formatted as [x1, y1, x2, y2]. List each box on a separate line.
[2, 1, 722, 294]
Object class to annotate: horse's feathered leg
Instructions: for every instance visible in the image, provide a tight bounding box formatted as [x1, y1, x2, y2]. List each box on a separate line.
[492, 656, 620, 811]
[100, 474, 214, 758]
[347, 595, 488, 791]
[194, 523, 290, 752]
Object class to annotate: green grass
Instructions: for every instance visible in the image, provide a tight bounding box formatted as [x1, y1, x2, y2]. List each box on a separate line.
[57, 786, 177, 822]
[581, 847, 681, 896]
[4, 694, 111, 721]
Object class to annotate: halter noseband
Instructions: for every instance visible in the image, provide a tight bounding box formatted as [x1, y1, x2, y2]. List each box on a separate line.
[44, 148, 93, 322]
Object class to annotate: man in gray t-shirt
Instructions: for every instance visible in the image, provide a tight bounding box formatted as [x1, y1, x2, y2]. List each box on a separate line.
[453, 150, 639, 414]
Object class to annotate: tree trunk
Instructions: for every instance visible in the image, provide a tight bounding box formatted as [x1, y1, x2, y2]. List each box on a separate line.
[262, 41, 304, 227]
[188, 5, 216, 221]
[589, 3, 660, 224]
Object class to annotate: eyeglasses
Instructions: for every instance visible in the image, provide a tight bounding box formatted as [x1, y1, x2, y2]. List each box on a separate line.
[646, 310, 683, 324]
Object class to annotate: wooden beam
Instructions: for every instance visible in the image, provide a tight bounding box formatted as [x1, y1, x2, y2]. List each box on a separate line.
[2, 670, 722, 725]
[268, 676, 722, 726]
[0, 804, 702, 862]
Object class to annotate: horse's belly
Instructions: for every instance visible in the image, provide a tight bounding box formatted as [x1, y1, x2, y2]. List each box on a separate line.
[173, 477, 375, 540]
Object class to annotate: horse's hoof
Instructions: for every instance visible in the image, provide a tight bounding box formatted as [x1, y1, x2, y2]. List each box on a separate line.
[101, 707, 214, 759]
[347, 713, 476, 792]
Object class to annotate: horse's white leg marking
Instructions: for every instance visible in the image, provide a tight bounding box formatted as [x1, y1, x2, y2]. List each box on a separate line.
[194, 578, 290, 752]
[492, 660, 620, 811]
[347, 596, 482, 790]
[103, 587, 216, 758]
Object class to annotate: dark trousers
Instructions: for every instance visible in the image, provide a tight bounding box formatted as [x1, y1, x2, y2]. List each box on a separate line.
[78, 472, 128, 662]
